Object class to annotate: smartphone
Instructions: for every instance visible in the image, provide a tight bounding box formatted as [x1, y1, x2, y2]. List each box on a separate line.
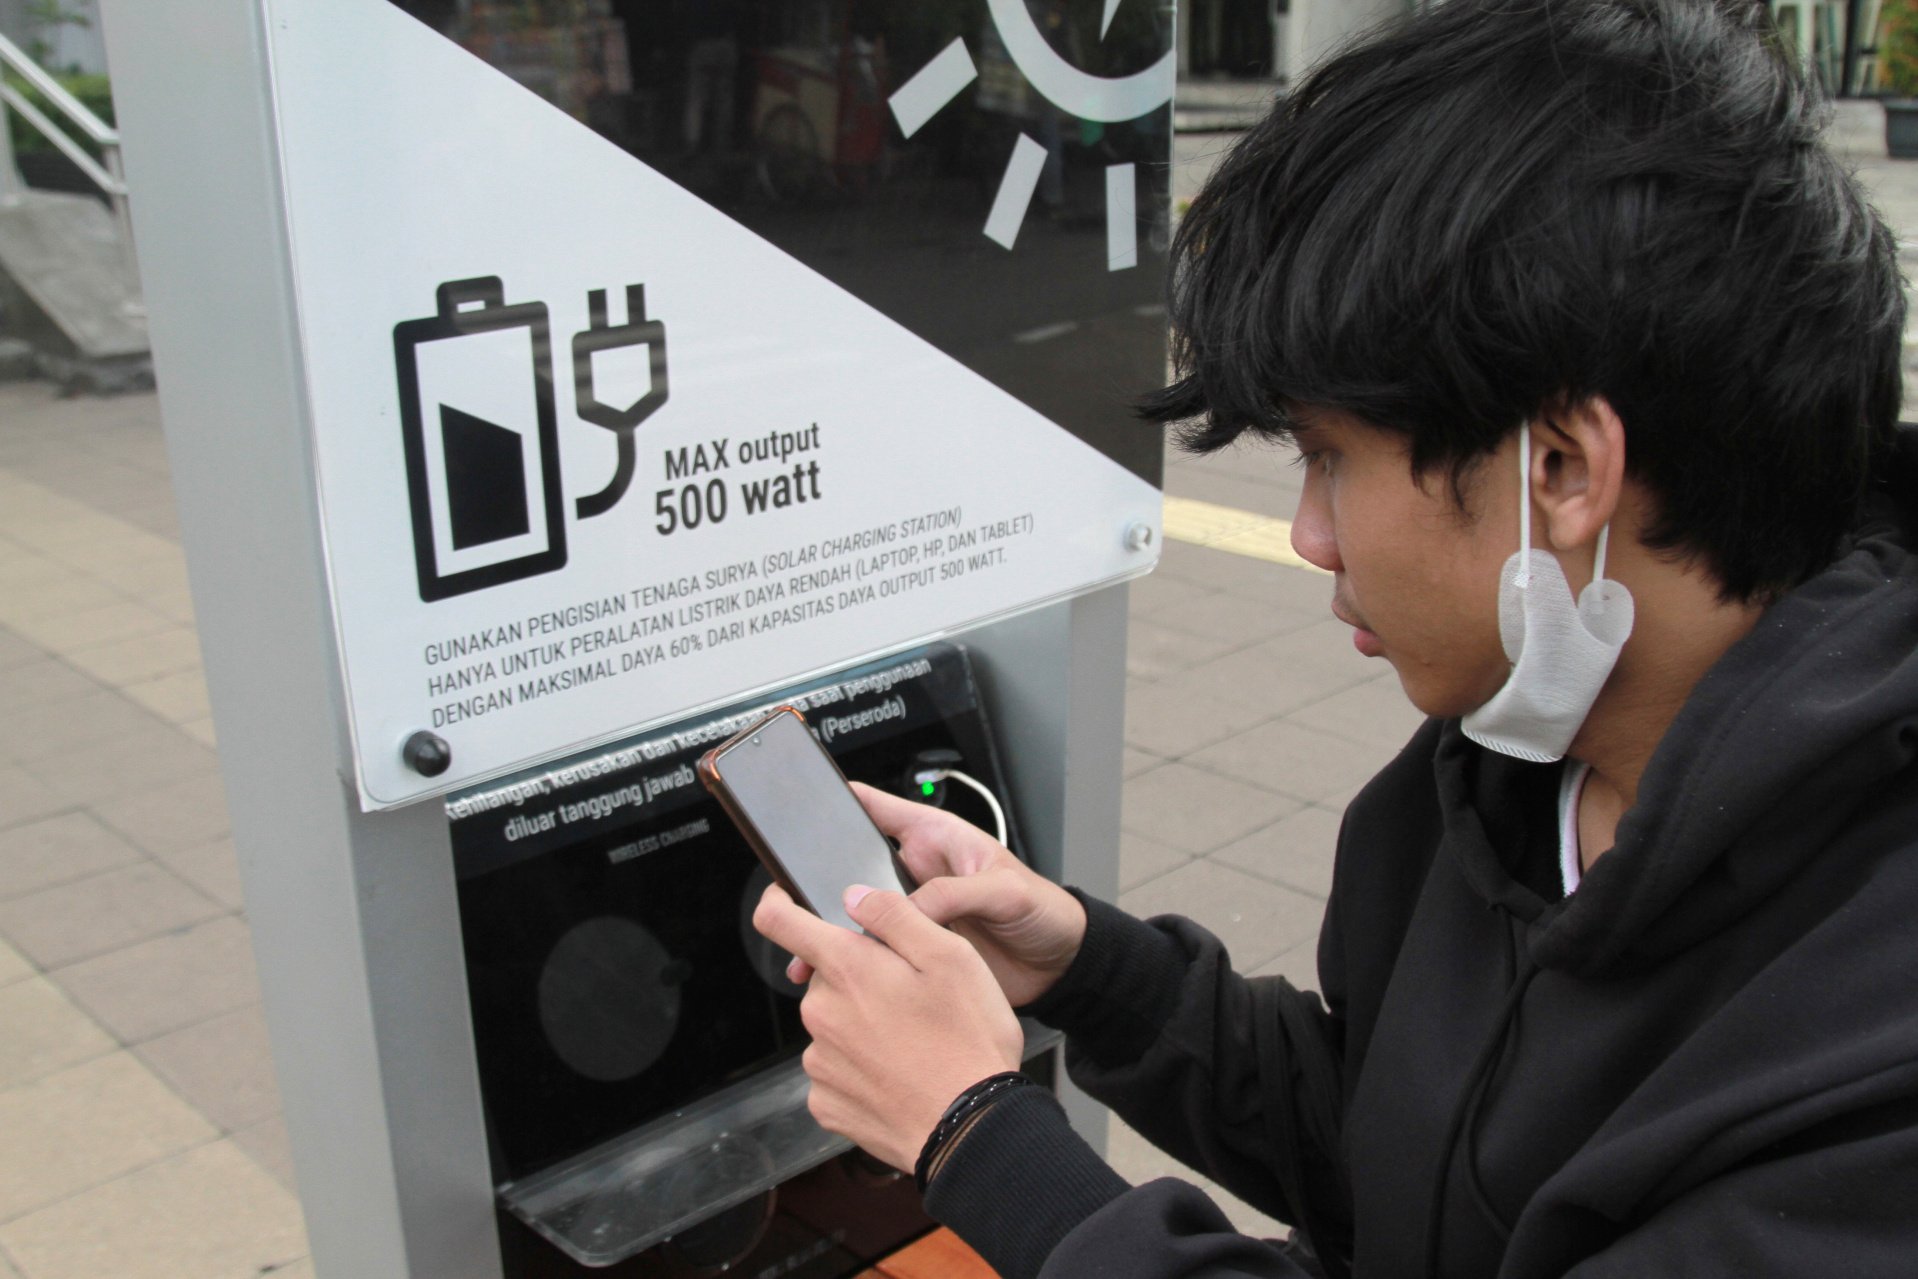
[699, 706, 911, 933]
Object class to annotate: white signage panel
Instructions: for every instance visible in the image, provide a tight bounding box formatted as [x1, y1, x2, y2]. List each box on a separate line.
[264, 0, 1163, 808]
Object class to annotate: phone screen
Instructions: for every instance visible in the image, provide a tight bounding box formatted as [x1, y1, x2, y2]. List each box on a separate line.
[708, 708, 904, 932]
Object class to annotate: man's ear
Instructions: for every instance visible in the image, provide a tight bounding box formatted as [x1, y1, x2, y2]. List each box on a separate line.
[1530, 397, 1626, 557]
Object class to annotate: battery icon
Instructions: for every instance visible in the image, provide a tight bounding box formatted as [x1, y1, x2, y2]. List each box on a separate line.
[394, 277, 568, 602]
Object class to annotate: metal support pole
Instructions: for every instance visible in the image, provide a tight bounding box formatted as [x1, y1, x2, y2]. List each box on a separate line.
[1842, 0, 1864, 97]
[103, 144, 144, 312]
[0, 95, 21, 203]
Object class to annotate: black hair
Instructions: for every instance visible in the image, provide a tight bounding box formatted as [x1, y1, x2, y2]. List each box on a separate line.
[1141, 0, 1903, 601]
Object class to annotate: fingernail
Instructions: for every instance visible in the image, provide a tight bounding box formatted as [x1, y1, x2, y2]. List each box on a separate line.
[785, 958, 803, 983]
[844, 883, 874, 912]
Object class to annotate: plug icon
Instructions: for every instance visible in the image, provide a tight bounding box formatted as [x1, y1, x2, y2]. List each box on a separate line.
[572, 284, 669, 520]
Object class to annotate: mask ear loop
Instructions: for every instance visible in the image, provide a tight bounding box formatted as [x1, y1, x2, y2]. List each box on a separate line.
[1585, 521, 1620, 621]
[1520, 428, 1615, 592]
[1515, 428, 1533, 588]
[1583, 440, 1615, 612]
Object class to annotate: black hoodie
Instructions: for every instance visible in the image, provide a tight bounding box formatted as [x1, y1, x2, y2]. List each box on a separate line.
[926, 433, 1918, 1278]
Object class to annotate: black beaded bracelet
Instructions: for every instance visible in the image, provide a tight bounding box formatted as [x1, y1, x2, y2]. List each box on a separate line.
[913, 1071, 1033, 1193]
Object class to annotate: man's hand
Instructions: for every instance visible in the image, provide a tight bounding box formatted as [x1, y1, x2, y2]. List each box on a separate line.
[862, 781, 1087, 1007]
[753, 881, 1024, 1172]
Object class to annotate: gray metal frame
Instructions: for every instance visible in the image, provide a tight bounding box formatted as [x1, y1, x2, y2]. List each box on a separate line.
[964, 588, 1128, 1143]
[99, 2, 1131, 1274]
[101, 4, 499, 1275]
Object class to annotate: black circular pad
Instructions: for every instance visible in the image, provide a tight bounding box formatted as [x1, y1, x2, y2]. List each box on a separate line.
[537, 916, 685, 1083]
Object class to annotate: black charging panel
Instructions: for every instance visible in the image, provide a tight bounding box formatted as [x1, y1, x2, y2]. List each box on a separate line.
[450, 643, 1020, 1183]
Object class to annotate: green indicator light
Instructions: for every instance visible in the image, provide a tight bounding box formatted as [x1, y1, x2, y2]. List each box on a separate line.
[921, 781, 937, 796]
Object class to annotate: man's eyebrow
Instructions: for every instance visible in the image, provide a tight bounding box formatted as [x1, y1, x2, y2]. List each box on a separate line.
[1283, 403, 1332, 436]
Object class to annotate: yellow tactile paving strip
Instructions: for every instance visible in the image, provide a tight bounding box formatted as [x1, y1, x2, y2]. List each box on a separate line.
[1160, 496, 1329, 575]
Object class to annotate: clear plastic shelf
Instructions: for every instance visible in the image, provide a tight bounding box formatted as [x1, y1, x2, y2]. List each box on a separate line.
[500, 1024, 1062, 1267]
[499, 1058, 838, 1267]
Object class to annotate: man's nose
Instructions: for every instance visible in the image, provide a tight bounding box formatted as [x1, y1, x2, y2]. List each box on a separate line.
[1291, 480, 1341, 574]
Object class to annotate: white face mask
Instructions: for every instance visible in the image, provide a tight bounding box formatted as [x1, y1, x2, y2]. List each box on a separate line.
[1461, 429, 1635, 763]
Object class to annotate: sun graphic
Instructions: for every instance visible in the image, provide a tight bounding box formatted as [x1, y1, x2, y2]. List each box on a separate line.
[887, 0, 1175, 272]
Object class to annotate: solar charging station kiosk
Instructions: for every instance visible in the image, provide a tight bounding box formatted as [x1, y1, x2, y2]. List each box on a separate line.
[100, 1, 1172, 1274]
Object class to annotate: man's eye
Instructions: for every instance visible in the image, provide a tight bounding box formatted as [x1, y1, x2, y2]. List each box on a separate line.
[1292, 450, 1335, 476]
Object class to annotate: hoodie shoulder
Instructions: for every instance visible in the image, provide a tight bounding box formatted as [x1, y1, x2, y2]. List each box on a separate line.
[1320, 717, 1448, 1035]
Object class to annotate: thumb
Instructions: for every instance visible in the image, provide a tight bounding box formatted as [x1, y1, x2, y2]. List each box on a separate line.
[845, 885, 953, 971]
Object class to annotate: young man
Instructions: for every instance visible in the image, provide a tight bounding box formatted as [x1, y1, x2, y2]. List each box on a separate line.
[755, 1, 1918, 1274]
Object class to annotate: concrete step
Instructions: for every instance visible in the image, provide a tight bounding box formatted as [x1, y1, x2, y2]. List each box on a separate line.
[0, 190, 151, 392]
[0, 335, 32, 381]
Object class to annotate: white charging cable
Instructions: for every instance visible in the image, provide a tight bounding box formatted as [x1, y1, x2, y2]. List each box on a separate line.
[911, 768, 1008, 845]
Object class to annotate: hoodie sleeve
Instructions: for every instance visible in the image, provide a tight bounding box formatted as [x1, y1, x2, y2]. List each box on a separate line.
[925, 1084, 1325, 1279]
[1025, 893, 1348, 1225]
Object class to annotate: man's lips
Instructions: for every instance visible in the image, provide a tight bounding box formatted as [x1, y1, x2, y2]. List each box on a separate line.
[1332, 599, 1384, 657]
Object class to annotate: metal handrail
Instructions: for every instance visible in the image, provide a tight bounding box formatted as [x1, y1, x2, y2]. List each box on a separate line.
[0, 30, 117, 146]
[0, 79, 122, 195]
[0, 28, 141, 308]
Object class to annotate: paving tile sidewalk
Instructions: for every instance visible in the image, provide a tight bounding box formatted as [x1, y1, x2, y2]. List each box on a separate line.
[1, 102, 1913, 1278]
[0, 398, 308, 1279]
